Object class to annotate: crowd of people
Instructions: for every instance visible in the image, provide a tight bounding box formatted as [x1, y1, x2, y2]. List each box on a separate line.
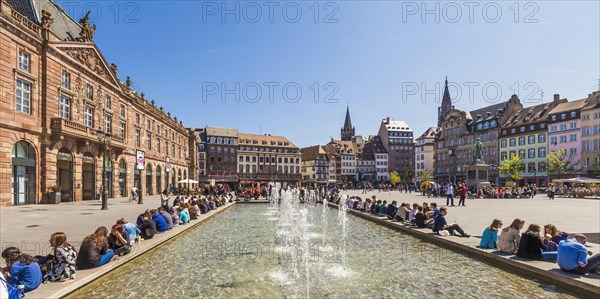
[0, 190, 231, 299]
[326, 192, 600, 278]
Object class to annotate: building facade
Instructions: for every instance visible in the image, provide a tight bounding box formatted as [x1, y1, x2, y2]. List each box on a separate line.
[1, 0, 190, 206]
[547, 98, 587, 177]
[237, 133, 301, 186]
[415, 127, 439, 180]
[580, 91, 600, 175]
[370, 136, 389, 182]
[378, 117, 414, 182]
[300, 145, 331, 186]
[326, 140, 357, 184]
[195, 127, 239, 186]
[499, 95, 566, 186]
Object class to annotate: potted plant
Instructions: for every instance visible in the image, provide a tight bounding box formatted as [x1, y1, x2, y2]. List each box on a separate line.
[47, 185, 61, 204]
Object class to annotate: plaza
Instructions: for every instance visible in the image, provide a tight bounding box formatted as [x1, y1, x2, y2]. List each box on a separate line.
[1, 191, 598, 297]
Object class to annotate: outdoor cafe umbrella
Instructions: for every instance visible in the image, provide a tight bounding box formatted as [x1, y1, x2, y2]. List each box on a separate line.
[177, 179, 199, 184]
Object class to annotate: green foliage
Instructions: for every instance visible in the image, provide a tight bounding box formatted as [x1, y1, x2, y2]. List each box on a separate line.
[499, 154, 524, 185]
[389, 171, 400, 185]
[419, 169, 432, 182]
[547, 149, 577, 179]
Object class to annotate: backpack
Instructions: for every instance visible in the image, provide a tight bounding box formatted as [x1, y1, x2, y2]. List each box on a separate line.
[0, 275, 25, 299]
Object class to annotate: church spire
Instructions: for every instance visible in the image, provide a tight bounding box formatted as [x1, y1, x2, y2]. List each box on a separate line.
[438, 76, 454, 127]
[341, 105, 355, 141]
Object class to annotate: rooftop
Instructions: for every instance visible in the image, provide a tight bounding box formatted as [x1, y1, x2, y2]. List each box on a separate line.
[238, 133, 297, 148]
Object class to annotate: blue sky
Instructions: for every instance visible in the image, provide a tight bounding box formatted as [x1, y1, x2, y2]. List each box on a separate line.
[56, 0, 599, 147]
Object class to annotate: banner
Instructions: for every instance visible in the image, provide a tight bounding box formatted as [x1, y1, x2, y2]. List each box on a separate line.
[165, 156, 170, 173]
[136, 150, 145, 170]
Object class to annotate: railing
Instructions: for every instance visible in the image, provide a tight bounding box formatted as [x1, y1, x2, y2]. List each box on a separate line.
[50, 118, 125, 147]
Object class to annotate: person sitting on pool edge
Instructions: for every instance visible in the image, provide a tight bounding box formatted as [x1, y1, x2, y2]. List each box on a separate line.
[378, 201, 388, 217]
[433, 207, 470, 238]
[479, 219, 503, 249]
[557, 234, 600, 275]
[385, 201, 399, 221]
[516, 224, 547, 260]
[414, 206, 434, 229]
[498, 218, 525, 254]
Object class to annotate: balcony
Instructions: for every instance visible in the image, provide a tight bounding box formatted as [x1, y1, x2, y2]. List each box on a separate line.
[50, 118, 125, 149]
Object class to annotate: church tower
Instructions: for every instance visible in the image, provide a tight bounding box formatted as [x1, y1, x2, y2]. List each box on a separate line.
[341, 106, 355, 141]
[437, 77, 454, 127]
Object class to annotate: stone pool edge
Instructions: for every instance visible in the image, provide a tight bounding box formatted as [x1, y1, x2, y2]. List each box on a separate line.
[326, 202, 600, 298]
[51, 202, 236, 299]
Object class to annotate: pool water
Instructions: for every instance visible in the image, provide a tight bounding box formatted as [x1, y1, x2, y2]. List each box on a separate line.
[67, 204, 577, 298]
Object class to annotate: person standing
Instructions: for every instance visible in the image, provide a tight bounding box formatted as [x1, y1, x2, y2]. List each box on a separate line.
[446, 183, 455, 206]
[458, 183, 468, 206]
[160, 189, 171, 210]
[98, 184, 103, 202]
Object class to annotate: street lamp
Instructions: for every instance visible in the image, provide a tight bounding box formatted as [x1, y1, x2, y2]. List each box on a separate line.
[97, 127, 111, 210]
[186, 157, 192, 196]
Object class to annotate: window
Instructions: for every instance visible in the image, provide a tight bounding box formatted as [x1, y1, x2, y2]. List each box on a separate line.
[136, 114, 140, 125]
[530, 125, 535, 130]
[119, 104, 125, 117]
[146, 120, 151, 130]
[520, 127, 525, 132]
[165, 141, 169, 155]
[86, 84, 93, 101]
[538, 147, 546, 158]
[550, 126, 557, 132]
[569, 148, 577, 156]
[551, 115, 557, 121]
[560, 136, 567, 143]
[104, 114, 112, 134]
[570, 122, 576, 129]
[59, 95, 71, 120]
[538, 134, 546, 143]
[18, 50, 30, 72]
[594, 112, 600, 119]
[560, 113, 566, 120]
[147, 132, 152, 150]
[550, 136, 557, 145]
[518, 137, 526, 146]
[15, 79, 31, 113]
[157, 138, 161, 153]
[528, 135, 535, 144]
[509, 138, 516, 147]
[583, 114, 590, 120]
[540, 123, 545, 129]
[135, 129, 141, 147]
[528, 148, 535, 158]
[81, 107, 94, 129]
[559, 124, 567, 131]
[119, 122, 126, 138]
[528, 162, 536, 173]
[104, 96, 111, 110]
[518, 150, 525, 158]
[569, 134, 577, 142]
[511, 128, 516, 134]
[584, 157, 590, 167]
[61, 71, 70, 89]
[500, 152, 507, 161]
[538, 162, 546, 172]
[570, 111, 576, 118]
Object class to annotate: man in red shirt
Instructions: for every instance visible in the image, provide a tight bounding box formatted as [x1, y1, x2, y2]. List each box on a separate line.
[458, 183, 468, 206]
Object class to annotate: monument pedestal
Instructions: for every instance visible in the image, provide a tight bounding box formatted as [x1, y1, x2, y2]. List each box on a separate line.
[465, 164, 489, 188]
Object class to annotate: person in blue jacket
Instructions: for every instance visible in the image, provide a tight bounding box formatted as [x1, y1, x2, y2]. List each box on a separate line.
[1, 247, 42, 293]
[480, 219, 503, 249]
[385, 201, 399, 221]
[152, 209, 169, 232]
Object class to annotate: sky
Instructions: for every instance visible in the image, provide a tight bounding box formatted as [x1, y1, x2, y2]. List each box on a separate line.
[54, 0, 600, 147]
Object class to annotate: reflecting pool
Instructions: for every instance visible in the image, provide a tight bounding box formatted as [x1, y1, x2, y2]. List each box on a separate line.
[67, 203, 577, 298]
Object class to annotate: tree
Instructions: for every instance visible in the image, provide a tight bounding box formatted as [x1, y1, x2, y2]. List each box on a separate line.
[547, 149, 577, 179]
[590, 153, 600, 174]
[419, 169, 432, 182]
[499, 154, 524, 186]
[402, 166, 414, 183]
[389, 171, 400, 185]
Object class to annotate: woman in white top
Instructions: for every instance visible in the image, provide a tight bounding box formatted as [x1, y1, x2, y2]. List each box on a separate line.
[498, 218, 526, 254]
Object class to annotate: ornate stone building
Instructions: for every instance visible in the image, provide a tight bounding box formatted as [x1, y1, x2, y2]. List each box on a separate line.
[1, 0, 191, 206]
[434, 79, 522, 184]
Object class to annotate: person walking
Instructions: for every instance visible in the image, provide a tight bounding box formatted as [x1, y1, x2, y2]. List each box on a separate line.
[446, 183, 455, 206]
[458, 183, 468, 206]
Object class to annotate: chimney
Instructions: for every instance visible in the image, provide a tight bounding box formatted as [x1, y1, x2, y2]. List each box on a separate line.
[554, 94, 560, 102]
[386, 117, 390, 123]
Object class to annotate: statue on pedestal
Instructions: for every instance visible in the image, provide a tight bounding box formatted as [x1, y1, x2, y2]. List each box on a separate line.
[473, 138, 485, 164]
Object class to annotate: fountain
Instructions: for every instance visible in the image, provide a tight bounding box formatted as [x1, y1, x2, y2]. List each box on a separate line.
[68, 190, 579, 299]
